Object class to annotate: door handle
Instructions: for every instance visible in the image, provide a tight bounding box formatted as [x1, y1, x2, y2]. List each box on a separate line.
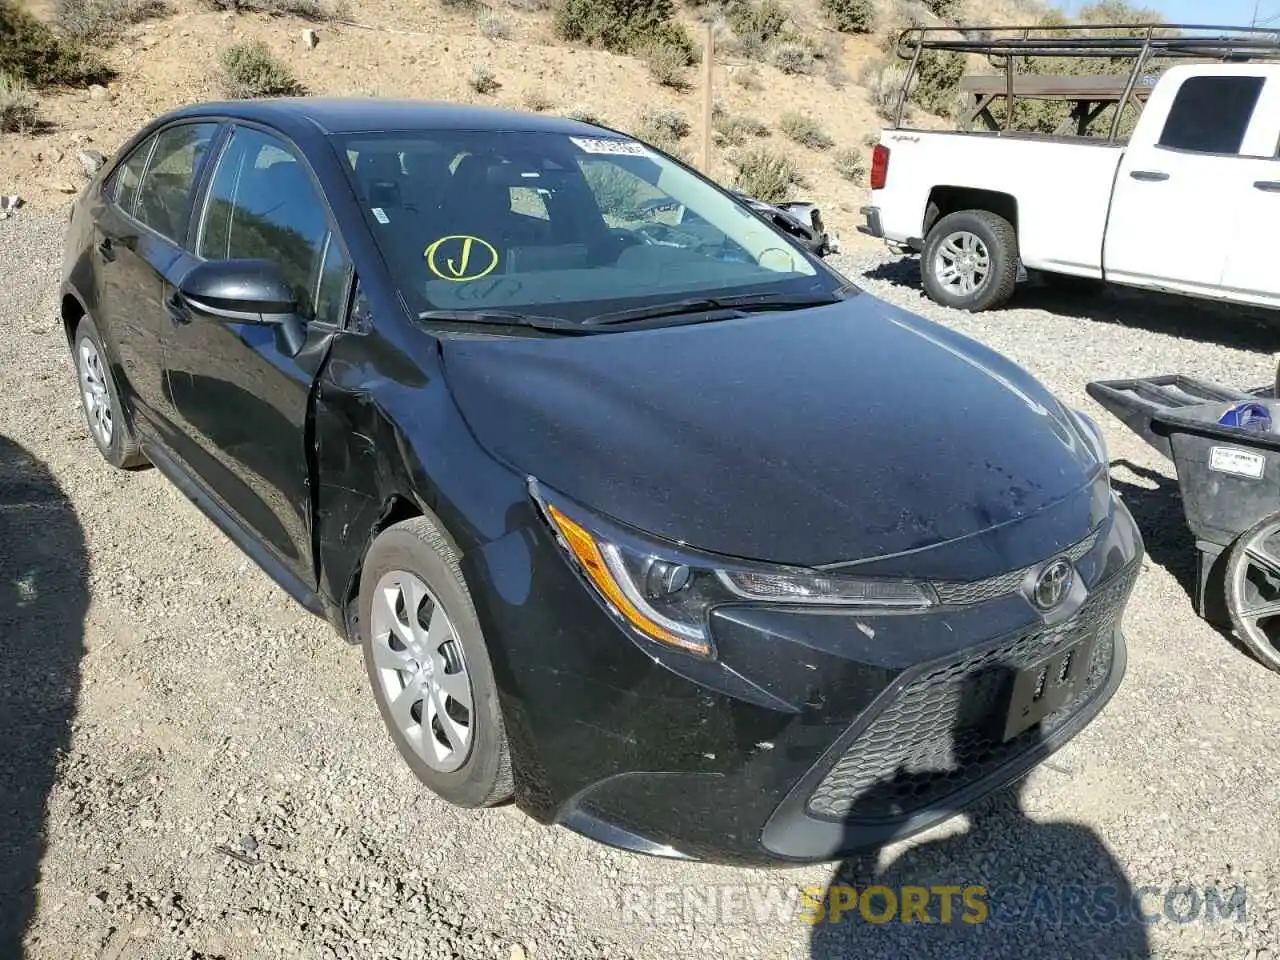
[1255, 180, 1280, 193]
[1129, 170, 1170, 182]
[96, 236, 116, 261]
[164, 291, 191, 326]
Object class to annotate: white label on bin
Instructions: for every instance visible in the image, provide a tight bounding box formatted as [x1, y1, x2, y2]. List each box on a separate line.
[1209, 446, 1265, 479]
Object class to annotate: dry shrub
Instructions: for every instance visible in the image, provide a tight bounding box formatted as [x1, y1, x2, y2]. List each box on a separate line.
[218, 40, 305, 98]
[730, 147, 804, 203]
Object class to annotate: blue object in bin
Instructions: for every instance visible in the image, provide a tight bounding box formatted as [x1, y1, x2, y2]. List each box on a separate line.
[1219, 401, 1273, 432]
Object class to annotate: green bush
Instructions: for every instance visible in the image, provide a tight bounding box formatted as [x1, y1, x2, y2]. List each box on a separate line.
[770, 41, 815, 75]
[832, 146, 864, 182]
[218, 40, 305, 98]
[908, 49, 963, 115]
[862, 58, 908, 121]
[476, 8, 510, 37]
[712, 110, 768, 145]
[779, 112, 832, 149]
[553, 0, 683, 55]
[726, 0, 785, 48]
[203, 0, 346, 17]
[0, 72, 38, 132]
[0, 0, 112, 88]
[523, 88, 554, 111]
[637, 106, 689, 139]
[56, 0, 168, 43]
[641, 41, 690, 89]
[821, 0, 872, 34]
[730, 147, 803, 203]
[468, 63, 499, 93]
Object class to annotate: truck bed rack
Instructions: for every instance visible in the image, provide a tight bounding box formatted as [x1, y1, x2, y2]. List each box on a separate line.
[892, 23, 1280, 140]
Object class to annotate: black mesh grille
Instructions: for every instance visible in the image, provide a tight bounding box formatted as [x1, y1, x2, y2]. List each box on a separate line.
[931, 527, 1101, 606]
[805, 563, 1137, 822]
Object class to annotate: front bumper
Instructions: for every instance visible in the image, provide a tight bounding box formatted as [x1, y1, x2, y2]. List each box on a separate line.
[464, 494, 1143, 867]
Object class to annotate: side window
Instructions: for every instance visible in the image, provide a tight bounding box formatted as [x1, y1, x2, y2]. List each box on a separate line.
[198, 126, 331, 318]
[134, 123, 218, 242]
[111, 135, 156, 216]
[1158, 76, 1265, 155]
[314, 236, 352, 327]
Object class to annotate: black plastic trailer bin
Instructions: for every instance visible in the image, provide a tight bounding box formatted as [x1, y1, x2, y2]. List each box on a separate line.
[1087, 373, 1280, 673]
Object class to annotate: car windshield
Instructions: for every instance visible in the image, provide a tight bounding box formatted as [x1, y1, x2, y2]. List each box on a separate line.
[332, 129, 847, 326]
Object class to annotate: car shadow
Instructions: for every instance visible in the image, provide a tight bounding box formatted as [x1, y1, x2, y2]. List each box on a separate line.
[0, 435, 88, 957]
[808, 664, 1151, 959]
[858, 256, 1279, 353]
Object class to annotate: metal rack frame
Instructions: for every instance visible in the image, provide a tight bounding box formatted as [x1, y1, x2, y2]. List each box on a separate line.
[892, 23, 1280, 142]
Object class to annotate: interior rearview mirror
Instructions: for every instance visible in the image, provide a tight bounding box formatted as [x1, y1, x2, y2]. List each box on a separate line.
[176, 259, 306, 356]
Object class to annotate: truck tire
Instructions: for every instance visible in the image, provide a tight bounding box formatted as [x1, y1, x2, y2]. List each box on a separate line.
[359, 514, 514, 808]
[921, 210, 1019, 312]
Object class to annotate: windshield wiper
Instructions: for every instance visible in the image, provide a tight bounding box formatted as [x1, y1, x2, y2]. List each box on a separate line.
[416, 309, 586, 334]
[580, 291, 848, 328]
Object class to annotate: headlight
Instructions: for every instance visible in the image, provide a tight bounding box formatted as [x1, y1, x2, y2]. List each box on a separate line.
[531, 480, 936, 659]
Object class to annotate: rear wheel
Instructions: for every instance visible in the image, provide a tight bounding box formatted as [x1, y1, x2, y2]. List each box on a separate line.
[1224, 512, 1280, 673]
[921, 209, 1019, 312]
[358, 514, 513, 807]
[73, 314, 146, 470]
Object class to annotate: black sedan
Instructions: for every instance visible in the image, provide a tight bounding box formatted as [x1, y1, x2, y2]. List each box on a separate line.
[59, 98, 1143, 866]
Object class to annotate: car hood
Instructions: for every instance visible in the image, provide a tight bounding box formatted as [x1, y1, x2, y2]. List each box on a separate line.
[440, 295, 1106, 574]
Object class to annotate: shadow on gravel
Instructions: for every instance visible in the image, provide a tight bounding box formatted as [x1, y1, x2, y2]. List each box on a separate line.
[859, 256, 1278, 354]
[1108, 460, 1197, 602]
[0, 435, 88, 958]
[809, 665, 1151, 960]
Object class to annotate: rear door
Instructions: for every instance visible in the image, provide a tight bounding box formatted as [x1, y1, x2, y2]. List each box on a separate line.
[93, 121, 220, 429]
[1217, 76, 1280, 307]
[161, 123, 353, 590]
[1104, 72, 1266, 294]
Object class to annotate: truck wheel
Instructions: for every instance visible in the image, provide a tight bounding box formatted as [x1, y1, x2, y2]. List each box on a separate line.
[921, 210, 1019, 312]
[1224, 513, 1280, 674]
[73, 313, 147, 470]
[358, 514, 514, 807]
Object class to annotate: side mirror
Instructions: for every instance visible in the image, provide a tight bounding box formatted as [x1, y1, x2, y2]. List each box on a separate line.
[176, 259, 306, 356]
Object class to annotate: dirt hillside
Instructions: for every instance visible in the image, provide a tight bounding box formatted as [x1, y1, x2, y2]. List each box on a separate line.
[0, 0, 1049, 248]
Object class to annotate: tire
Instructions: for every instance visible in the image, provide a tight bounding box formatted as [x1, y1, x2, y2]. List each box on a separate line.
[1224, 512, 1280, 674]
[358, 514, 513, 807]
[73, 313, 147, 470]
[921, 209, 1019, 312]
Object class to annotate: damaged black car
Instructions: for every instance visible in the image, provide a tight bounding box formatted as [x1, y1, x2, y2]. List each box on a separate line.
[60, 99, 1142, 866]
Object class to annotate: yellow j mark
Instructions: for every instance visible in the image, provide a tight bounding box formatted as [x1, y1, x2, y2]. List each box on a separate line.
[425, 235, 499, 282]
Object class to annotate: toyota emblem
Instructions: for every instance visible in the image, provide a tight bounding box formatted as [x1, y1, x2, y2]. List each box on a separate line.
[1032, 559, 1074, 611]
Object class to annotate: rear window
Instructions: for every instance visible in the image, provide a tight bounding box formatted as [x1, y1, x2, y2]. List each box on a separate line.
[1158, 75, 1265, 155]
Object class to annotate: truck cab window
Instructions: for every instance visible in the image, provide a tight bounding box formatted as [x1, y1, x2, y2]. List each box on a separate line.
[1158, 76, 1265, 155]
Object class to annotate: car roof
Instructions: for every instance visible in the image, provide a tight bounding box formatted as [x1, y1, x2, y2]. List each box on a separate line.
[159, 98, 619, 139]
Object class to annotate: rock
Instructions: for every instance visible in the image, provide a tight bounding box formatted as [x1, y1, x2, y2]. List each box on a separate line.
[240, 834, 258, 854]
[53, 181, 78, 194]
[88, 84, 109, 101]
[0, 196, 22, 220]
[509, 946, 528, 960]
[302, 28, 318, 49]
[78, 150, 106, 178]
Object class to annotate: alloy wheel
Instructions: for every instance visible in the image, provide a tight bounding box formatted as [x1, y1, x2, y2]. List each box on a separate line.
[934, 230, 991, 298]
[369, 570, 475, 772]
[79, 338, 113, 447]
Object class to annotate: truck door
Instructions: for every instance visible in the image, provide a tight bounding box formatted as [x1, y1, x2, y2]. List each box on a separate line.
[1218, 76, 1280, 308]
[1104, 71, 1267, 295]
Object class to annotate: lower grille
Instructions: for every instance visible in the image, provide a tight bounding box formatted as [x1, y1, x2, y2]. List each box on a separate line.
[805, 563, 1137, 822]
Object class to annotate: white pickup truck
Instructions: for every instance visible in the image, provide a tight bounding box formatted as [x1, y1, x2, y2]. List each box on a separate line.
[860, 61, 1280, 313]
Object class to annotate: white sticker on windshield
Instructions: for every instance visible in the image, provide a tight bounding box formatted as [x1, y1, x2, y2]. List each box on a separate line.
[371, 207, 390, 224]
[570, 136, 650, 156]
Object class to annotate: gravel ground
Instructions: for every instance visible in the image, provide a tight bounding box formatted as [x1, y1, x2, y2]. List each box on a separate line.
[3, 212, 1280, 960]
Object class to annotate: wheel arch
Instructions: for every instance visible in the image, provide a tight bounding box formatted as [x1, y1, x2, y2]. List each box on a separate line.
[924, 187, 1019, 239]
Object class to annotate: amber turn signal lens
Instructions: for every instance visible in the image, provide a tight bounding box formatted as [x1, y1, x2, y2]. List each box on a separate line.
[545, 504, 711, 656]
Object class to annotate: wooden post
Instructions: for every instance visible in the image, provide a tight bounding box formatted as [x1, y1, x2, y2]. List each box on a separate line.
[701, 22, 714, 173]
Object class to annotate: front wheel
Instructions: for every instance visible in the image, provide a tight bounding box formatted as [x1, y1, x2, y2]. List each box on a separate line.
[1224, 512, 1280, 674]
[73, 314, 147, 470]
[358, 514, 513, 807]
[921, 210, 1019, 312]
